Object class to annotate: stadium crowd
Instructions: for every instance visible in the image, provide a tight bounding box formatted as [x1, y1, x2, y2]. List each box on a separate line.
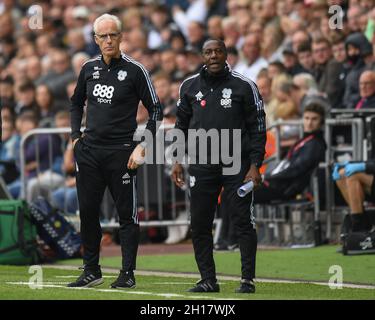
[0, 0, 375, 220]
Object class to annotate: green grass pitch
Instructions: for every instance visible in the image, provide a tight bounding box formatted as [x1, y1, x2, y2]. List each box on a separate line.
[1, 245, 374, 300]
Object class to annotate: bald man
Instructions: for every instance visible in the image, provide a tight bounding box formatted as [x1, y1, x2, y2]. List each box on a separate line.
[355, 70, 375, 109]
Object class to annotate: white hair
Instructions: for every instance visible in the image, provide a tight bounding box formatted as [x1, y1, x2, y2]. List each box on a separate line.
[72, 52, 90, 66]
[93, 14, 122, 34]
[293, 73, 318, 91]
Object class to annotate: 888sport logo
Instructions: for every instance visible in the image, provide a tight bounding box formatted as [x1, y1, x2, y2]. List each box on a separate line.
[93, 84, 114, 104]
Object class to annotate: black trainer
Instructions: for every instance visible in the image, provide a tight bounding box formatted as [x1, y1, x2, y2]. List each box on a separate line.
[110, 270, 136, 289]
[235, 279, 255, 293]
[67, 267, 103, 288]
[188, 279, 220, 293]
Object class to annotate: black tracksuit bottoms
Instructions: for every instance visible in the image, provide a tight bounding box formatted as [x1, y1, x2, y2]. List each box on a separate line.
[74, 139, 139, 271]
[188, 159, 257, 282]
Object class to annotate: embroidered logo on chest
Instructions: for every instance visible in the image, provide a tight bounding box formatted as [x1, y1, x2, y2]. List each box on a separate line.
[221, 88, 232, 108]
[195, 91, 203, 101]
[117, 70, 127, 81]
[92, 71, 100, 80]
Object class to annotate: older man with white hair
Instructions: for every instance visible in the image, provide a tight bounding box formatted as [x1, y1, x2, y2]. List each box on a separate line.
[68, 13, 163, 289]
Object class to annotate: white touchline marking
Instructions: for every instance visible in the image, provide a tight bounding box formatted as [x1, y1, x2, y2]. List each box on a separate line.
[5, 282, 244, 300]
[45, 265, 375, 290]
[55, 276, 116, 279]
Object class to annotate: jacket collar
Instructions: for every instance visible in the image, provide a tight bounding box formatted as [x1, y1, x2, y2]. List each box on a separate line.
[200, 63, 231, 83]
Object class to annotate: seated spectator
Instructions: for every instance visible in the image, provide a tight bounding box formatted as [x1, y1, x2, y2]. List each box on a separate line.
[35, 84, 55, 126]
[312, 37, 345, 109]
[254, 103, 326, 203]
[186, 21, 208, 52]
[51, 139, 78, 214]
[262, 24, 284, 63]
[207, 15, 223, 40]
[23, 111, 70, 203]
[234, 33, 268, 81]
[291, 73, 330, 113]
[274, 80, 299, 122]
[7, 112, 63, 200]
[0, 118, 18, 184]
[343, 32, 373, 108]
[0, 76, 15, 109]
[256, 73, 272, 124]
[36, 48, 76, 111]
[330, 33, 347, 64]
[297, 41, 314, 74]
[354, 70, 375, 109]
[268, 60, 286, 79]
[14, 81, 38, 115]
[333, 161, 375, 232]
[152, 72, 176, 122]
[282, 42, 305, 76]
[266, 73, 292, 127]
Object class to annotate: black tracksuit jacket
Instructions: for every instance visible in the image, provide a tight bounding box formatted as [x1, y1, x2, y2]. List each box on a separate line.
[70, 53, 163, 148]
[174, 65, 266, 167]
[266, 130, 327, 198]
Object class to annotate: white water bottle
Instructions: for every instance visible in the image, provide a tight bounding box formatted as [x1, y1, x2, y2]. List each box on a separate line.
[237, 180, 254, 198]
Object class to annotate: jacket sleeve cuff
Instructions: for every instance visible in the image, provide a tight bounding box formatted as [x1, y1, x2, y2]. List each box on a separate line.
[71, 132, 81, 140]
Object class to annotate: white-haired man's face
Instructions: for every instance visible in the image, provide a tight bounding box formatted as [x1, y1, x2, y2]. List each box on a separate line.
[94, 19, 121, 58]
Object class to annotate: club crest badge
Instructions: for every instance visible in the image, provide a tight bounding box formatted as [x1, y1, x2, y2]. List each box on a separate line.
[117, 70, 127, 81]
[190, 176, 196, 187]
[221, 88, 232, 108]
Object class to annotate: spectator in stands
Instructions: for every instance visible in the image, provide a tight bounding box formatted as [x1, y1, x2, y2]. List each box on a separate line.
[51, 139, 78, 214]
[36, 48, 76, 111]
[175, 50, 194, 79]
[262, 24, 285, 63]
[186, 21, 207, 52]
[24, 111, 70, 203]
[35, 85, 55, 126]
[312, 37, 345, 110]
[14, 81, 38, 115]
[66, 28, 95, 57]
[160, 49, 178, 79]
[291, 72, 329, 113]
[282, 42, 305, 76]
[254, 103, 326, 203]
[207, 15, 223, 40]
[347, 5, 365, 33]
[297, 41, 314, 74]
[147, 4, 174, 50]
[225, 46, 239, 70]
[0, 76, 15, 109]
[268, 61, 287, 79]
[0, 13, 14, 42]
[343, 32, 373, 108]
[0, 117, 18, 184]
[354, 70, 375, 109]
[291, 30, 311, 55]
[7, 112, 62, 199]
[172, 0, 208, 38]
[71, 52, 90, 77]
[331, 33, 347, 64]
[169, 30, 187, 52]
[153, 72, 176, 119]
[25, 56, 42, 84]
[266, 73, 291, 127]
[221, 16, 241, 49]
[234, 33, 268, 81]
[333, 160, 374, 232]
[274, 80, 299, 122]
[0, 36, 16, 66]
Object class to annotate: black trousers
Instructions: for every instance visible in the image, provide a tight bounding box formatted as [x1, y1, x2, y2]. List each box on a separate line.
[188, 159, 257, 281]
[74, 140, 139, 271]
